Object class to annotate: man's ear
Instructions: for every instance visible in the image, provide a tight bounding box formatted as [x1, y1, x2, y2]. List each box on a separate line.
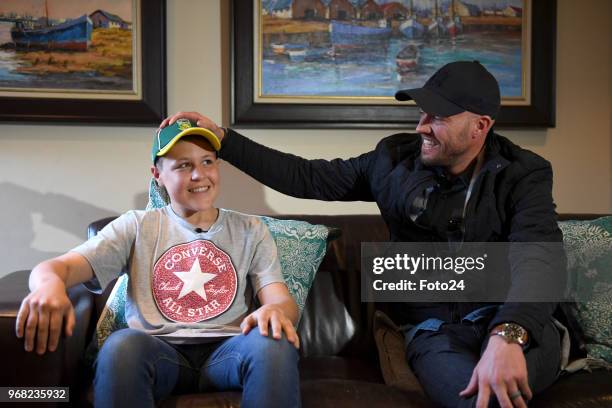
[474, 115, 493, 138]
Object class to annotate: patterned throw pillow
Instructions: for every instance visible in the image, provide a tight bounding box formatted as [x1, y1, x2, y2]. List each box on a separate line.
[260, 216, 329, 315]
[86, 216, 329, 362]
[559, 216, 612, 363]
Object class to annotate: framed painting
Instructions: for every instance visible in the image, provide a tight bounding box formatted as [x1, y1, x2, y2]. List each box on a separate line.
[0, 0, 166, 124]
[231, 0, 555, 128]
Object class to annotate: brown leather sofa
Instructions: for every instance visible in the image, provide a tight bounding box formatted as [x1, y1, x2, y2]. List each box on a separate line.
[1, 214, 610, 407]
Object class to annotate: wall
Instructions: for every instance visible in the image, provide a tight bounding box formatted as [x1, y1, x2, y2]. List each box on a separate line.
[0, 0, 610, 277]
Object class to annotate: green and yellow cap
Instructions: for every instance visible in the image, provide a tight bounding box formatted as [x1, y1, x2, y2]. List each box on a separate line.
[152, 118, 221, 163]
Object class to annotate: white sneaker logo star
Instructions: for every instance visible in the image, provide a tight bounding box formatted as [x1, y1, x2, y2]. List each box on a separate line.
[173, 258, 217, 301]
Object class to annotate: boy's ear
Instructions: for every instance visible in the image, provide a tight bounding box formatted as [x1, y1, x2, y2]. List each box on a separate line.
[151, 164, 162, 186]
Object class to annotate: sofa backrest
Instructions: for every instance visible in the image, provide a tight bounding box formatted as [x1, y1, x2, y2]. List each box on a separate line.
[276, 215, 390, 358]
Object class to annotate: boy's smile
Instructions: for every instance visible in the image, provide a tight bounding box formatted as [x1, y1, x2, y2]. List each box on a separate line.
[189, 186, 211, 193]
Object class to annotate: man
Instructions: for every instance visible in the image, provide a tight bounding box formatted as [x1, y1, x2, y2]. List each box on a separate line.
[162, 61, 564, 407]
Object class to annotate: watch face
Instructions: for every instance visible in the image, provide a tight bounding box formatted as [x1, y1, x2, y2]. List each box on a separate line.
[493, 323, 527, 345]
[506, 324, 522, 338]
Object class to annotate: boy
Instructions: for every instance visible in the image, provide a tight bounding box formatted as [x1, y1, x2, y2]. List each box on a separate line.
[15, 119, 301, 408]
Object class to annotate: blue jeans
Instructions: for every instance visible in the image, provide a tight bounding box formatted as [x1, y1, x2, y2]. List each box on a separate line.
[404, 307, 560, 408]
[93, 328, 301, 408]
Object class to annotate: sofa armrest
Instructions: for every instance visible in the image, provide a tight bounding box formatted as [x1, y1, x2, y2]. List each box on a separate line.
[0, 270, 94, 399]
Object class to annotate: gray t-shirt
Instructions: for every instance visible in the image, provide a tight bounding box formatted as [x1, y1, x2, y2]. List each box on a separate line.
[72, 206, 284, 342]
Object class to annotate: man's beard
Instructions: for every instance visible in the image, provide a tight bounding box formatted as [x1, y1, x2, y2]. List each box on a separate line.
[420, 125, 471, 168]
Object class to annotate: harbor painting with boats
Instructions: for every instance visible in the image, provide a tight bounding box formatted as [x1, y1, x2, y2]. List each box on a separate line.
[0, 0, 134, 94]
[259, 0, 527, 102]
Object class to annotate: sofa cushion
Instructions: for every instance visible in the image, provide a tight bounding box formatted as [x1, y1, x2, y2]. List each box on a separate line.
[300, 379, 436, 408]
[160, 391, 241, 408]
[299, 356, 383, 383]
[160, 379, 435, 408]
[297, 268, 358, 357]
[373, 310, 425, 395]
[559, 216, 612, 363]
[530, 369, 612, 407]
[86, 216, 329, 361]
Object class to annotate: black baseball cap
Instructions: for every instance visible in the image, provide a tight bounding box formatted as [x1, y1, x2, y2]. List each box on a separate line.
[395, 61, 500, 119]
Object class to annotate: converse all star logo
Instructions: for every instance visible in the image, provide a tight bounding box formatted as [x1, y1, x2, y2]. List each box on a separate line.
[152, 240, 237, 322]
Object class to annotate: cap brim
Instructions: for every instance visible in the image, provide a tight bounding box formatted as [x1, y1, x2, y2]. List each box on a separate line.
[395, 88, 465, 117]
[394, 89, 415, 101]
[156, 127, 221, 158]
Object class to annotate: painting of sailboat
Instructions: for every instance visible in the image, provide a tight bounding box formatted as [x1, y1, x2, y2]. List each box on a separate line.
[399, 0, 424, 38]
[259, 0, 527, 101]
[0, 0, 134, 93]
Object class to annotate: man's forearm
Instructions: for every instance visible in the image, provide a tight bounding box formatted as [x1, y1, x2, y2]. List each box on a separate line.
[220, 128, 372, 201]
[220, 129, 328, 199]
[487, 302, 557, 347]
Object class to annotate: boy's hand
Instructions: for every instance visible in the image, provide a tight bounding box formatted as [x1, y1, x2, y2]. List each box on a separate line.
[240, 304, 300, 349]
[15, 281, 76, 355]
[160, 112, 226, 142]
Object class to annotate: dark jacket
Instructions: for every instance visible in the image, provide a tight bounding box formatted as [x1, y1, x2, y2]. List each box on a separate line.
[220, 129, 566, 347]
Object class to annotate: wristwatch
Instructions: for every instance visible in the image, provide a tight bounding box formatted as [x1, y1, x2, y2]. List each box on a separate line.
[490, 323, 529, 346]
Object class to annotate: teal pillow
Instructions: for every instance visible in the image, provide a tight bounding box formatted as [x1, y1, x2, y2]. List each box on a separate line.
[260, 216, 329, 316]
[559, 216, 612, 363]
[88, 274, 129, 360]
[86, 216, 329, 362]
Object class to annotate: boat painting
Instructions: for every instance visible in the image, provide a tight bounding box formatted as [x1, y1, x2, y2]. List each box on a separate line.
[396, 43, 420, 75]
[259, 0, 527, 100]
[400, 17, 424, 39]
[0, 0, 134, 93]
[446, 16, 461, 37]
[329, 20, 392, 46]
[11, 14, 92, 51]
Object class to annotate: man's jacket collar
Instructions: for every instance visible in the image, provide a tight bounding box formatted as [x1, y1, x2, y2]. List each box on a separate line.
[481, 131, 510, 175]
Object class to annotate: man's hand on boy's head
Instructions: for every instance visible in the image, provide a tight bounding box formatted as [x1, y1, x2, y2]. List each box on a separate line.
[160, 111, 226, 142]
[15, 281, 76, 355]
[240, 304, 300, 349]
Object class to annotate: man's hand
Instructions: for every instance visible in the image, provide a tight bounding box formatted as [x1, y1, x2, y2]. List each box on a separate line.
[240, 303, 300, 349]
[160, 112, 225, 142]
[15, 280, 75, 355]
[459, 335, 532, 408]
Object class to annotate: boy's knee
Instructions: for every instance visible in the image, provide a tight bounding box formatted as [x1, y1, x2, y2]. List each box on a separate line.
[97, 329, 152, 370]
[244, 330, 299, 364]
